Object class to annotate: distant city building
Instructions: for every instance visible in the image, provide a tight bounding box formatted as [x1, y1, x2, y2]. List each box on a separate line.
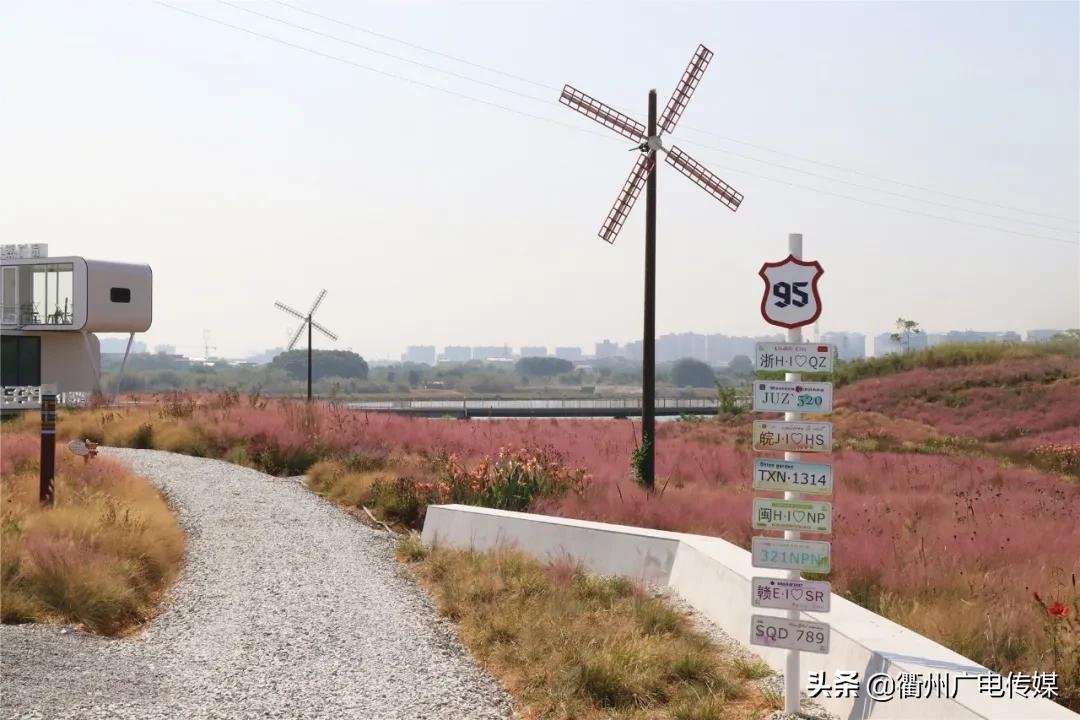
[100, 337, 147, 354]
[927, 330, 1020, 347]
[155, 344, 176, 355]
[821, 331, 866, 361]
[595, 339, 620, 359]
[1027, 329, 1063, 342]
[401, 345, 436, 366]
[439, 345, 471, 362]
[657, 332, 707, 363]
[623, 340, 642, 362]
[246, 346, 285, 365]
[554, 346, 583, 361]
[471, 345, 512, 361]
[706, 333, 783, 366]
[874, 331, 928, 356]
[520, 346, 547, 358]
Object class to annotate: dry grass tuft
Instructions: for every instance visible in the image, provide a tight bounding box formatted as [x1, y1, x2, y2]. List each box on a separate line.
[1, 433, 186, 635]
[401, 543, 773, 719]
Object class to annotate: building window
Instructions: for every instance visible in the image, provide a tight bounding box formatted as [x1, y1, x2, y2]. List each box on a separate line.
[1, 262, 77, 326]
[110, 287, 131, 303]
[0, 335, 41, 386]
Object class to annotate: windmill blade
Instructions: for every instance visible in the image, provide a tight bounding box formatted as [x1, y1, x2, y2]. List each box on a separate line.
[274, 301, 306, 322]
[287, 321, 307, 351]
[307, 289, 328, 317]
[665, 146, 743, 211]
[310, 319, 339, 341]
[658, 45, 713, 135]
[560, 85, 646, 143]
[598, 153, 656, 244]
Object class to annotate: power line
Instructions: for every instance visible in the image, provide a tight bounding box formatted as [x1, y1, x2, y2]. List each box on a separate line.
[272, 0, 555, 92]
[699, 161, 1080, 246]
[274, 0, 1078, 226]
[220, 0, 550, 104]
[151, 1, 610, 141]
[677, 126, 1080, 224]
[153, 1, 1078, 247]
[675, 136, 1078, 234]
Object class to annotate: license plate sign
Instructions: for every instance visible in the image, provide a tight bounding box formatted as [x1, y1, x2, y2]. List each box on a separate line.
[751, 537, 831, 573]
[751, 577, 831, 612]
[755, 342, 834, 373]
[750, 615, 830, 654]
[753, 458, 833, 495]
[753, 498, 832, 534]
[752, 381, 833, 413]
[752, 421, 832, 453]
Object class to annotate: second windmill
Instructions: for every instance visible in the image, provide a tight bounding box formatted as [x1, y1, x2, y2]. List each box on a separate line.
[274, 290, 339, 402]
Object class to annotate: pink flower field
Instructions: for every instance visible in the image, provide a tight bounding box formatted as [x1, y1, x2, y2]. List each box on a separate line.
[48, 358, 1080, 707]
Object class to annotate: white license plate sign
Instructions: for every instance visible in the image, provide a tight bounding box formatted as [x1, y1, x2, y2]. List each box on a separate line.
[752, 421, 832, 453]
[753, 458, 833, 495]
[750, 615, 830, 654]
[752, 537, 831, 573]
[752, 381, 833, 413]
[751, 577, 831, 612]
[753, 498, 832, 534]
[755, 342, 834, 373]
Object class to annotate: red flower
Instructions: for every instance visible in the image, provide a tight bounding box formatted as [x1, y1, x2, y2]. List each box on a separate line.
[1048, 602, 1070, 618]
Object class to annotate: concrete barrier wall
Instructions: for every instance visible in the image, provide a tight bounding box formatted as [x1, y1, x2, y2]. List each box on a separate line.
[422, 505, 1076, 720]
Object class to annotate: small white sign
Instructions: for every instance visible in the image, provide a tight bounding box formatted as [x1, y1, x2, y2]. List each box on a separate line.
[752, 577, 831, 612]
[0, 243, 48, 260]
[750, 615, 830, 654]
[752, 420, 833, 453]
[755, 342, 834, 373]
[753, 458, 833, 495]
[753, 498, 832, 534]
[751, 537, 831, 573]
[752, 381, 833, 413]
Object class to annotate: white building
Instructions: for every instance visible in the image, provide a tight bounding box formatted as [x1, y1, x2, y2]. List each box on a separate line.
[401, 345, 436, 366]
[1, 245, 152, 401]
[821, 331, 866, 361]
[594, 339, 619, 359]
[554, 346, 583, 361]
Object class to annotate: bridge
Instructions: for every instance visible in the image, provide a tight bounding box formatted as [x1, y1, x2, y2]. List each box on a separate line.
[347, 397, 724, 419]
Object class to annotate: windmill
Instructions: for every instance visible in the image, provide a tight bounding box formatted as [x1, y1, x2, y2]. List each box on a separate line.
[559, 44, 743, 488]
[274, 290, 338, 401]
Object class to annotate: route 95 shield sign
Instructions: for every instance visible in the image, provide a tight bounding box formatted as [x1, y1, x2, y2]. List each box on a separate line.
[759, 255, 824, 329]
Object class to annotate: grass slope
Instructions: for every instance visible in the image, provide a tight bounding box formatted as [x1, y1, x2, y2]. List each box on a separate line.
[1, 433, 186, 634]
[398, 539, 777, 720]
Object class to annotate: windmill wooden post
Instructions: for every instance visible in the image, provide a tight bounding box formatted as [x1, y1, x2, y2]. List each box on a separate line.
[560, 45, 744, 487]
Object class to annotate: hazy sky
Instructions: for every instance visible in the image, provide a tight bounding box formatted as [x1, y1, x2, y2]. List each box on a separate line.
[3, 1, 1078, 359]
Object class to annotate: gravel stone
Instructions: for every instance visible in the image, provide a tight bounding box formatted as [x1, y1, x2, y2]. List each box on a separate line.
[1, 449, 514, 720]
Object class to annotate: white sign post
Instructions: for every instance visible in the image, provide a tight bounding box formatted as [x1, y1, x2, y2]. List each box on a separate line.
[753, 233, 834, 715]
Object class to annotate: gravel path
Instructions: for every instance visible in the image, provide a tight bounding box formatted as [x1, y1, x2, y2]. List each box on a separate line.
[1, 449, 513, 720]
